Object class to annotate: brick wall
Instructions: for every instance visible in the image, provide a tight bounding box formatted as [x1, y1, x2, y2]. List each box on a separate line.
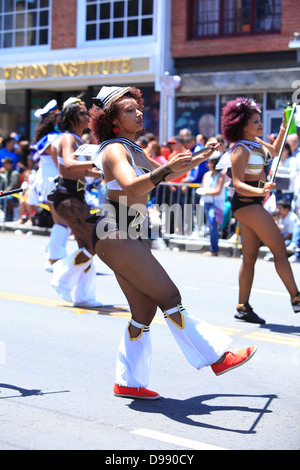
[172, 0, 300, 58]
[51, 0, 77, 50]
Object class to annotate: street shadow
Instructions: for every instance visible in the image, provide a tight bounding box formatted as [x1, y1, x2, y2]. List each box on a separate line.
[64, 304, 130, 314]
[127, 393, 277, 434]
[259, 323, 300, 335]
[0, 383, 70, 399]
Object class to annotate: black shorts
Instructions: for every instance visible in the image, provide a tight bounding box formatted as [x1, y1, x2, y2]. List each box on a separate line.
[89, 199, 148, 250]
[231, 181, 265, 215]
[49, 178, 86, 210]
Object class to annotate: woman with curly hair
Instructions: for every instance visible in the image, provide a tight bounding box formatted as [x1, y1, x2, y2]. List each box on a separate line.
[49, 97, 103, 307]
[29, 100, 71, 266]
[88, 86, 257, 400]
[221, 97, 300, 324]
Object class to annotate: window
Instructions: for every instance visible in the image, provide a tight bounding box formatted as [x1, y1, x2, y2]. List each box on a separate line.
[0, 0, 50, 49]
[192, 0, 281, 39]
[85, 0, 154, 41]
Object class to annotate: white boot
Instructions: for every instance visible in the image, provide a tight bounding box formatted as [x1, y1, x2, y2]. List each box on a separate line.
[44, 224, 71, 272]
[51, 248, 93, 302]
[164, 303, 232, 369]
[73, 260, 102, 307]
[115, 319, 152, 388]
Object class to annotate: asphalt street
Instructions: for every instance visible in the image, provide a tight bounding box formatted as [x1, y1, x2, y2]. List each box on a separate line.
[0, 231, 299, 451]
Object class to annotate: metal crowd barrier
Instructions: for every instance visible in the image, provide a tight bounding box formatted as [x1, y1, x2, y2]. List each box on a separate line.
[0, 173, 7, 231]
[149, 181, 231, 239]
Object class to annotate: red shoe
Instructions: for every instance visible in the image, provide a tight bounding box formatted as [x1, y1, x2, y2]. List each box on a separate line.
[113, 384, 160, 400]
[211, 346, 257, 376]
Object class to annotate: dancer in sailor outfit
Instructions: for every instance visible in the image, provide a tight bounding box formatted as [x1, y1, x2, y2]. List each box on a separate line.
[88, 86, 257, 400]
[29, 100, 71, 270]
[220, 97, 300, 324]
[50, 97, 103, 307]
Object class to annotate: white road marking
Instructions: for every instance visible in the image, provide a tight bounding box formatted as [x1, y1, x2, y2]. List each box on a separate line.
[131, 428, 226, 450]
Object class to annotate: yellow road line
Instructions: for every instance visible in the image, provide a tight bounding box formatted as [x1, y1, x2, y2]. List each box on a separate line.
[0, 291, 299, 347]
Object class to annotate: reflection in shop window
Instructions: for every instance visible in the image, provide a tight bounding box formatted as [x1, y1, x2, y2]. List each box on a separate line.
[192, 0, 281, 38]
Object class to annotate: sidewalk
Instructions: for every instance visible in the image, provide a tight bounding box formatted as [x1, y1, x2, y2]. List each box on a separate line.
[161, 232, 267, 258]
[0, 221, 272, 258]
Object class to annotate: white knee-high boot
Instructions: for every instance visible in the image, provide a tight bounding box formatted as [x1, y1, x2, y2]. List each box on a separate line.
[164, 303, 232, 369]
[46, 224, 71, 261]
[115, 319, 152, 388]
[51, 248, 93, 303]
[73, 260, 102, 307]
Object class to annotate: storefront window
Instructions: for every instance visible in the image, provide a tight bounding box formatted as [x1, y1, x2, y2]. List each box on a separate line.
[85, 0, 154, 41]
[0, 90, 26, 138]
[192, 0, 281, 39]
[175, 96, 216, 138]
[0, 0, 51, 48]
[266, 92, 293, 110]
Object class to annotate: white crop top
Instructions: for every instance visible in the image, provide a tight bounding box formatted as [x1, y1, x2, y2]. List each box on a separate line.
[237, 144, 266, 175]
[95, 138, 150, 191]
[57, 132, 84, 166]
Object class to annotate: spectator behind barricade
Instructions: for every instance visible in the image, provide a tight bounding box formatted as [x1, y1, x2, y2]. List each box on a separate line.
[269, 142, 297, 204]
[195, 133, 207, 148]
[14, 169, 36, 226]
[188, 135, 207, 185]
[188, 134, 225, 186]
[286, 217, 300, 263]
[276, 199, 298, 242]
[167, 135, 190, 192]
[179, 128, 192, 140]
[0, 157, 20, 221]
[136, 135, 148, 151]
[182, 134, 196, 152]
[287, 134, 300, 158]
[0, 137, 20, 170]
[82, 130, 91, 144]
[196, 152, 226, 256]
[167, 135, 185, 161]
[264, 199, 299, 261]
[146, 140, 168, 165]
[16, 137, 34, 174]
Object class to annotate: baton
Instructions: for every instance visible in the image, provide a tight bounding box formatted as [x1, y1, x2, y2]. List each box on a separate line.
[192, 145, 214, 158]
[271, 102, 297, 183]
[0, 182, 28, 198]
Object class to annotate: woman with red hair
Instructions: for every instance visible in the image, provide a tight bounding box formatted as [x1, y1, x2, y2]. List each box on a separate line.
[221, 97, 300, 324]
[87, 86, 258, 400]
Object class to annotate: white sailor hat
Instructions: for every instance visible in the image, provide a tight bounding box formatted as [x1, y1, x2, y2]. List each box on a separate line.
[92, 86, 131, 109]
[34, 99, 59, 118]
[62, 97, 83, 110]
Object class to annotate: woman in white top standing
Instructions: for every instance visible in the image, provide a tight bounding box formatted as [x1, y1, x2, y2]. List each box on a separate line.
[221, 97, 300, 324]
[197, 151, 226, 256]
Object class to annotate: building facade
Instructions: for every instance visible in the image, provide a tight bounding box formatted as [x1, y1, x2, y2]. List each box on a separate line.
[0, 0, 299, 143]
[171, 0, 300, 141]
[0, 0, 172, 140]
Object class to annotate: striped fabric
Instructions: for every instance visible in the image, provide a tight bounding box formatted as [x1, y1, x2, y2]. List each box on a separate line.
[93, 86, 131, 109]
[99, 137, 144, 155]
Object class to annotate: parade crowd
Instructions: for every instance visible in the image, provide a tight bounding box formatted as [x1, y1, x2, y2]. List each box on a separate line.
[1, 100, 300, 263]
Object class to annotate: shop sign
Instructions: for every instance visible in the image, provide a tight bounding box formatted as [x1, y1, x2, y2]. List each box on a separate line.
[2, 58, 132, 81]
